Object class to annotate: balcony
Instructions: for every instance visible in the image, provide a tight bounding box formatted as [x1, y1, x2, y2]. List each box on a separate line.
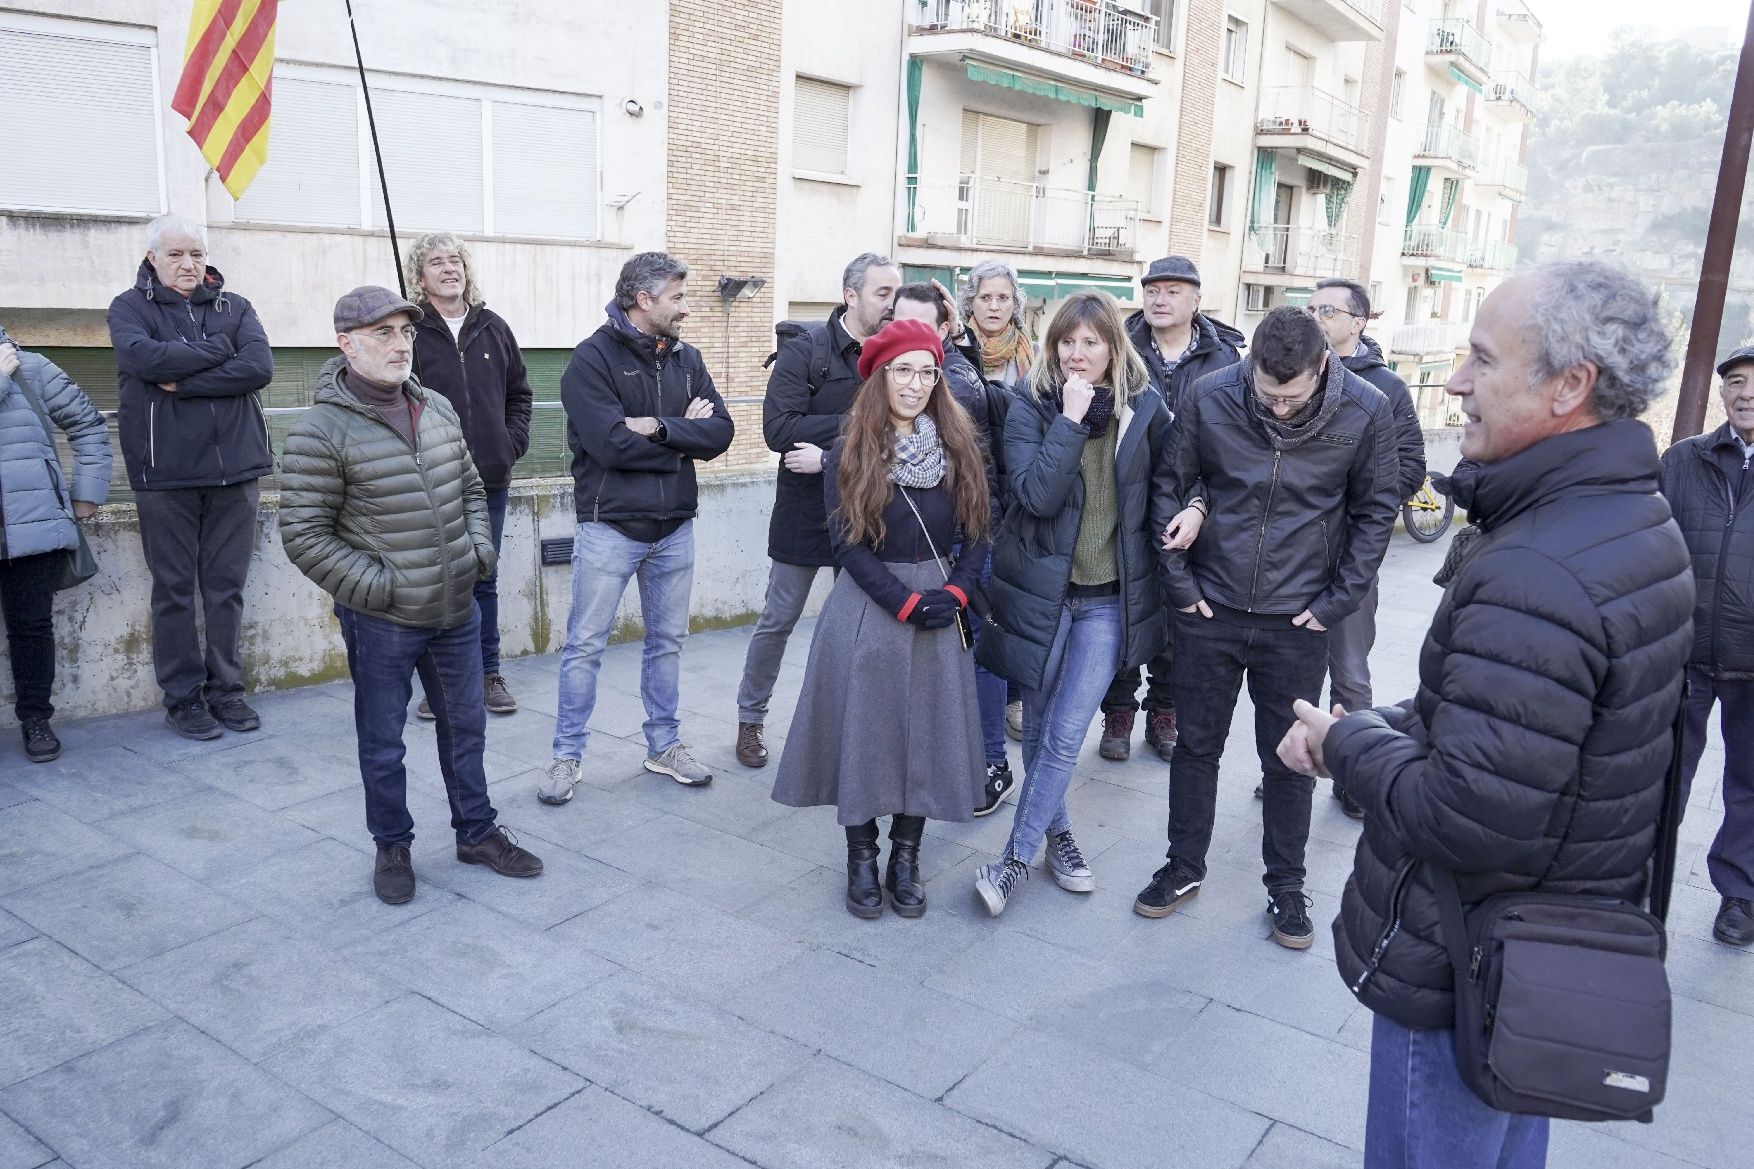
[1486, 72, 1535, 116]
[1426, 18, 1493, 85]
[1401, 224, 1470, 265]
[1390, 321, 1469, 357]
[903, 175, 1140, 259]
[1244, 225, 1350, 280]
[1267, 0, 1383, 43]
[908, 0, 1159, 105]
[1412, 122, 1480, 174]
[1474, 155, 1528, 201]
[1496, 0, 1543, 44]
[1468, 240, 1520, 272]
[1254, 87, 1370, 171]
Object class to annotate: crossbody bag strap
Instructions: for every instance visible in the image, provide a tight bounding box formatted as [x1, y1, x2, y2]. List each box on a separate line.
[1427, 861, 1477, 984]
[8, 363, 58, 448]
[897, 486, 951, 585]
[1648, 690, 1689, 923]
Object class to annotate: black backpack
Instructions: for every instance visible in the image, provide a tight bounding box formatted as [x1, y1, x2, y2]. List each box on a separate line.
[763, 320, 835, 396]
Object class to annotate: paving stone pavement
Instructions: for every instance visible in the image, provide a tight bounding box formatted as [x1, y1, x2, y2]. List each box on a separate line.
[0, 533, 1747, 1169]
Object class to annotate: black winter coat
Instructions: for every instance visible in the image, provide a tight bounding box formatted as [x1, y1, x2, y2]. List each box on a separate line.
[977, 386, 1175, 690]
[1661, 424, 1754, 678]
[108, 262, 274, 491]
[763, 307, 863, 566]
[1329, 420, 1693, 1030]
[1344, 336, 1427, 501]
[412, 305, 533, 492]
[1124, 309, 1244, 414]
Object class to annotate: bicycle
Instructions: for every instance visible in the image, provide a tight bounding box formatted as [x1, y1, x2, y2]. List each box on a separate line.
[1402, 473, 1456, 543]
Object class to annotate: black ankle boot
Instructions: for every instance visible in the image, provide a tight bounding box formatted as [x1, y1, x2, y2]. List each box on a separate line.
[845, 820, 883, 919]
[886, 814, 927, 918]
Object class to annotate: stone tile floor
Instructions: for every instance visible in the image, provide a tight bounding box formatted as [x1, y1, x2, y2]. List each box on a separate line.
[0, 532, 1746, 1169]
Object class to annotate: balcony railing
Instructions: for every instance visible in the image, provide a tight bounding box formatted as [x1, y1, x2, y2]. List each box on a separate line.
[1255, 87, 1369, 154]
[910, 0, 1158, 76]
[907, 175, 1140, 258]
[1247, 225, 1349, 278]
[1390, 321, 1469, 355]
[1426, 18, 1493, 77]
[1477, 156, 1528, 198]
[1468, 240, 1520, 271]
[1402, 224, 1470, 264]
[1338, 0, 1385, 23]
[1413, 122, 1481, 171]
[1486, 71, 1534, 112]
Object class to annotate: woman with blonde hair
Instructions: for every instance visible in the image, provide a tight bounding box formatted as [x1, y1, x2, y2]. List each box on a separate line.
[972, 292, 1177, 915]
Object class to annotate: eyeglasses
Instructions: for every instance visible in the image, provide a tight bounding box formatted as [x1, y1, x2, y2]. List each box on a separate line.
[888, 363, 942, 387]
[1305, 304, 1363, 322]
[975, 293, 1015, 308]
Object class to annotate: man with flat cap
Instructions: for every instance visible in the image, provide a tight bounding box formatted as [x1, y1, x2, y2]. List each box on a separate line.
[280, 285, 542, 904]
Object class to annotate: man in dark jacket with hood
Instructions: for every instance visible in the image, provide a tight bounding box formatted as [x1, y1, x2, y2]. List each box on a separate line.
[108, 214, 273, 741]
[1280, 263, 1692, 1164]
[1661, 343, 1754, 946]
[1100, 255, 1245, 763]
[538, 252, 734, 807]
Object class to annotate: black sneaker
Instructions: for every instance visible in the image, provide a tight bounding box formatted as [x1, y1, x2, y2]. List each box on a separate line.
[210, 695, 261, 732]
[1134, 862, 1201, 918]
[165, 697, 222, 741]
[974, 759, 1015, 817]
[1714, 896, 1754, 947]
[456, 825, 544, 877]
[374, 843, 415, 905]
[21, 718, 60, 763]
[1333, 781, 1364, 820]
[1268, 889, 1315, 950]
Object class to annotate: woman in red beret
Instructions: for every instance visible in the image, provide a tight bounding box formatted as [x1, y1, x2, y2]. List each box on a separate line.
[770, 317, 992, 919]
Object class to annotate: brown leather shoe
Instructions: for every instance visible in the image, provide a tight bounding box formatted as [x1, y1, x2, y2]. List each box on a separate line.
[737, 721, 768, 768]
[1098, 710, 1134, 761]
[484, 673, 518, 715]
[1144, 709, 1177, 761]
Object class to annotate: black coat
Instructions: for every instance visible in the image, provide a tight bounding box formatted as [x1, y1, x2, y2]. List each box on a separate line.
[1661, 423, 1754, 677]
[108, 262, 274, 491]
[1124, 309, 1244, 414]
[762, 307, 863, 566]
[560, 310, 734, 524]
[412, 304, 533, 492]
[1329, 420, 1694, 1030]
[977, 386, 1175, 690]
[1345, 336, 1427, 501]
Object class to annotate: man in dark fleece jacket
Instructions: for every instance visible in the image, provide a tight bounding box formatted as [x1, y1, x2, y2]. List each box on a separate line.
[538, 253, 733, 808]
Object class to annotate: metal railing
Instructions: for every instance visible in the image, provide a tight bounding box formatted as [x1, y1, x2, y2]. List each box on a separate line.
[909, 0, 1158, 75]
[1477, 155, 1528, 197]
[907, 175, 1141, 257]
[1248, 225, 1349, 278]
[1402, 224, 1470, 264]
[1486, 71, 1534, 110]
[1425, 18, 1493, 75]
[1467, 240, 1519, 271]
[1336, 0, 1386, 24]
[1255, 86, 1369, 153]
[1413, 121, 1481, 170]
[1390, 321, 1469, 355]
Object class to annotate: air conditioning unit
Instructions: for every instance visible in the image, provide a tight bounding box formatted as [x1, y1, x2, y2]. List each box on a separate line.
[1307, 171, 1332, 194]
[1245, 284, 1271, 313]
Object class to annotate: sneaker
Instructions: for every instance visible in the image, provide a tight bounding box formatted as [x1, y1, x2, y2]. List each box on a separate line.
[210, 695, 260, 732]
[456, 825, 544, 877]
[1254, 782, 1264, 801]
[736, 721, 768, 768]
[484, 673, 518, 715]
[1267, 889, 1315, 950]
[974, 759, 1015, 817]
[21, 718, 60, 763]
[538, 758, 580, 806]
[1046, 829, 1096, 892]
[1004, 700, 1024, 742]
[974, 858, 1030, 916]
[1134, 862, 1202, 918]
[645, 743, 713, 786]
[1333, 781, 1365, 820]
[165, 697, 222, 741]
[374, 843, 415, 905]
[1098, 710, 1134, 761]
[415, 696, 436, 721]
[1144, 709, 1178, 761]
[1715, 896, 1754, 947]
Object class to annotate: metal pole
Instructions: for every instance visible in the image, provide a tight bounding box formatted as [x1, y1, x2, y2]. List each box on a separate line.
[343, 0, 406, 298]
[1674, 0, 1754, 443]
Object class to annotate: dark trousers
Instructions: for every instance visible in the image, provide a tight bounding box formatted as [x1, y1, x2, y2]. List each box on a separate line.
[1168, 611, 1327, 893]
[0, 552, 61, 721]
[1101, 647, 1175, 715]
[475, 487, 509, 674]
[336, 605, 497, 847]
[1679, 663, 1754, 900]
[135, 481, 258, 708]
[1327, 577, 1379, 712]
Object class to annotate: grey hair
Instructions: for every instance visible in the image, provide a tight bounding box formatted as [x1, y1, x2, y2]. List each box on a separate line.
[841, 252, 896, 295]
[146, 213, 207, 254]
[1524, 262, 1675, 421]
[957, 260, 1027, 333]
[615, 251, 689, 309]
[404, 232, 483, 306]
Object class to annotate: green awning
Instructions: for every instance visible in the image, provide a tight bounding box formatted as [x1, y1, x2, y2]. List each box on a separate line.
[1296, 152, 1357, 182]
[1282, 288, 1314, 306]
[1052, 273, 1135, 302]
[1427, 267, 1464, 284]
[902, 265, 1135, 305]
[963, 61, 1144, 118]
[902, 265, 958, 289]
[1018, 270, 1059, 300]
[1449, 65, 1483, 95]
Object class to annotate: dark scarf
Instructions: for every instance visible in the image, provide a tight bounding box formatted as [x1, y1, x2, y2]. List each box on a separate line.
[1247, 355, 1347, 449]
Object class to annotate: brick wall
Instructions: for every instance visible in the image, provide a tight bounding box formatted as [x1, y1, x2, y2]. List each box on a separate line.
[667, 0, 783, 468]
[1168, 0, 1224, 261]
[1351, 0, 1403, 285]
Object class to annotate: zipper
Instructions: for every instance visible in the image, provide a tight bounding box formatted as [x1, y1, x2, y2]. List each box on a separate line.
[1709, 457, 1739, 676]
[1319, 518, 1333, 575]
[592, 468, 610, 522]
[1246, 449, 1284, 612]
[210, 401, 227, 485]
[149, 398, 159, 470]
[1351, 857, 1419, 993]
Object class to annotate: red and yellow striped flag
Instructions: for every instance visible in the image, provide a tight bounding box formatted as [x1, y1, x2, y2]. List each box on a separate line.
[171, 0, 278, 198]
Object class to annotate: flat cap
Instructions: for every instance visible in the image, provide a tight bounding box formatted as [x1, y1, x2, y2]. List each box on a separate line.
[1717, 344, 1754, 378]
[1141, 255, 1201, 287]
[334, 285, 423, 332]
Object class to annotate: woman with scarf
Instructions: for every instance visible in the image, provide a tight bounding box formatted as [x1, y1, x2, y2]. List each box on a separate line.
[971, 292, 1176, 916]
[771, 318, 992, 919]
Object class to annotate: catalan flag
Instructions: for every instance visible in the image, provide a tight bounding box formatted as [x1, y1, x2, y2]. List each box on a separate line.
[171, 0, 278, 198]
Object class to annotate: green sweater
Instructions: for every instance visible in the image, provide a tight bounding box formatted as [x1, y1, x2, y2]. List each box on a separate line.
[1071, 416, 1119, 586]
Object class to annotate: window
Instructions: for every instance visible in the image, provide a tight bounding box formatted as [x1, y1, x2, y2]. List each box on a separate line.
[1149, 0, 1176, 50]
[1209, 163, 1232, 228]
[1370, 282, 1383, 315]
[1222, 15, 1248, 82]
[1283, 46, 1313, 89]
[1129, 144, 1162, 218]
[1343, 76, 1360, 107]
[1390, 70, 1406, 119]
[793, 76, 851, 176]
[1404, 284, 1421, 325]
[1245, 284, 1270, 313]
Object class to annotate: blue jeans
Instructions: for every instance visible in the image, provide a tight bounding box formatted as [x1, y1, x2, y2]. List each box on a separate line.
[1366, 1014, 1549, 1169]
[966, 547, 1007, 764]
[335, 606, 498, 847]
[1003, 596, 1122, 864]
[475, 487, 509, 674]
[552, 520, 695, 760]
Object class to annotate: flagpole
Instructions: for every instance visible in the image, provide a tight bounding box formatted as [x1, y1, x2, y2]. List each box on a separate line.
[343, 0, 406, 298]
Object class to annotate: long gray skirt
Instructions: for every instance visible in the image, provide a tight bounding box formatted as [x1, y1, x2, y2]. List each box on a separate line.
[771, 560, 985, 826]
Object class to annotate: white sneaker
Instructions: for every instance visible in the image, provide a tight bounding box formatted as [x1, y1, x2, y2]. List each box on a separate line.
[645, 744, 714, 786]
[1046, 829, 1096, 893]
[537, 758, 580, 805]
[974, 858, 1030, 916]
[1004, 700, 1024, 741]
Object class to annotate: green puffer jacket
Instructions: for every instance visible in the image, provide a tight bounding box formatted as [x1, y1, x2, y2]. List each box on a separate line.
[279, 355, 493, 630]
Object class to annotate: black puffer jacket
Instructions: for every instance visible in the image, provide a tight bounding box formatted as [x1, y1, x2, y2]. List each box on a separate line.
[412, 304, 532, 492]
[1329, 420, 1694, 1030]
[1345, 336, 1427, 501]
[977, 386, 1176, 690]
[1661, 424, 1754, 678]
[762, 307, 862, 566]
[1124, 309, 1244, 414]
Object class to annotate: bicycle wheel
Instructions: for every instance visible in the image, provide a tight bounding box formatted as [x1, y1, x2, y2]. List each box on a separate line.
[1402, 491, 1455, 543]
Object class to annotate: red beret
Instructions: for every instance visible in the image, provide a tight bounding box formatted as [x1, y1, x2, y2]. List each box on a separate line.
[857, 317, 944, 382]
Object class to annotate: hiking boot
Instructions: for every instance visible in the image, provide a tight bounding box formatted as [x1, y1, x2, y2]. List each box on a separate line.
[1005, 700, 1024, 742]
[1333, 780, 1365, 820]
[165, 697, 222, 741]
[456, 825, 544, 877]
[846, 822, 883, 919]
[645, 743, 713, 786]
[21, 718, 60, 763]
[1144, 709, 1178, 761]
[484, 673, 518, 715]
[210, 695, 260, 732]
[1046, 829, 1095, 893]
[736, 721, 768, 768]
[1267, 889, 1315, 950]
[374, 843, 415, 905]
[1715, 896, 1754, 947]
[1135, 862, 1202, 918]
[975, 858, 1030, 917]
[415, 696, 436, 720]
[1098, 710, 1134, 761]
[537, 758, 580, 806]
[974, 759, 1015, 817]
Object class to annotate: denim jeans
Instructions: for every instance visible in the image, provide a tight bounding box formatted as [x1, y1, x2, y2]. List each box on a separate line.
[1366, 1013, 1549, 1169]
[736, 561, 827, 725]
[335, 605, 497, 847]
[553, 520, 695, 760]
[1679, 662, 1754, 900]
[1328, 576, 1379, 712]
[1167, 610, 1326, 893]
[1003, 596, 1122, 864]
[967, 547, 1008, 764]
[475, 486, 509, 674]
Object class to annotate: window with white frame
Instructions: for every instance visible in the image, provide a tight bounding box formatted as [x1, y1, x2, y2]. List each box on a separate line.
[793, 76, 852, 176]
[0, 15, 162, 216]
[1390, 69, 1406, 119]
[1128, 144, 1162, 218]
[1209, 163, 1232, 228]
[1149, 0, 1176, 50]
[1222, 15, 1249, 82]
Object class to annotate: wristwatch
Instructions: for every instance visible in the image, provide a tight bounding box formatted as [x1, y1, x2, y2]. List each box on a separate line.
[650, 421, 668, 443]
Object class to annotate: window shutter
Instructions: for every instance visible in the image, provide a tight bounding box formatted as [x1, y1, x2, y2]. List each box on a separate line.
[792, 77, 850, 175]
[1128, 144, 1157, 214]
[0, 27, 159, 215]
[493, 101, 599, 239]
[233, 76, 361, 227]
[371, 88, 484, 233]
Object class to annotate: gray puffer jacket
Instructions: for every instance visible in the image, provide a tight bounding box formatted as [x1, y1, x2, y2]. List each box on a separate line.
[0, 345, 113, 560]
[279, 355, 492, 630]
